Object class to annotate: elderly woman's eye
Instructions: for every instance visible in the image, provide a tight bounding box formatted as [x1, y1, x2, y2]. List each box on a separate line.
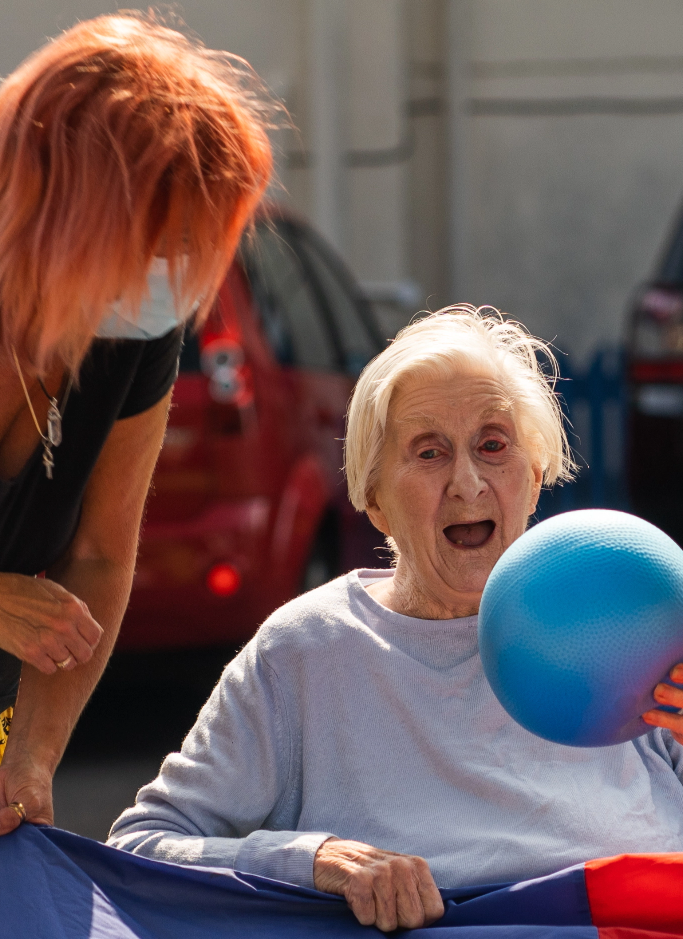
[419, 449, 440, 460]
[482, 439, 504, 453]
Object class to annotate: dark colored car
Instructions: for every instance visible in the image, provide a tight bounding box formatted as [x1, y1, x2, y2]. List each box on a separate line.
[628, 203, 683, 543]
[117, 207, 387, 651]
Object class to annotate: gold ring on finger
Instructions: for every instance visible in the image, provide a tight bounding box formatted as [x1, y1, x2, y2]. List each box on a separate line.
[56, 655, 74, 669]
[8, 801, 26, 823]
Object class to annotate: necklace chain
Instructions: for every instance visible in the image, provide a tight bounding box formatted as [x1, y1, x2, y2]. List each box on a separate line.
[11, 346, 73, 479]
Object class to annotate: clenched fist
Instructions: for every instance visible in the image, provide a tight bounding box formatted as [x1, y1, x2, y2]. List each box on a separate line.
[314, 838, 444, 933]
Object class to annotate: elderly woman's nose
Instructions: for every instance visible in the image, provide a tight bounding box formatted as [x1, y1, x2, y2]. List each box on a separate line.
[446, 453, 488, 501]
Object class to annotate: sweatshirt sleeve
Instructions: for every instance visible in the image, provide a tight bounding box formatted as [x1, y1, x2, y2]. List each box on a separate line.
[106, 638, 334, 888]
[662, 729, 683, 782]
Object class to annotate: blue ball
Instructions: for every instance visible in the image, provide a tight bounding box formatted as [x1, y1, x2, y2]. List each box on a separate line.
[478, 509, 683, 747]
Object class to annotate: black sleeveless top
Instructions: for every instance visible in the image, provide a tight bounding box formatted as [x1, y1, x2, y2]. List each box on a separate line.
[0, 327, 183, 711]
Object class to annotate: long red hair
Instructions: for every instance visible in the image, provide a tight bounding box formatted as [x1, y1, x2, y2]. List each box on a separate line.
[0, 11, 273, 374]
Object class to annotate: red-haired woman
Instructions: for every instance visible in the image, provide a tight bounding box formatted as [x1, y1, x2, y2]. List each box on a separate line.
[0, 12, 272, 834]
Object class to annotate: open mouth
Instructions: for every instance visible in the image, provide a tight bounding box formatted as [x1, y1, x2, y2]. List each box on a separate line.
[443, 520, 496, 549]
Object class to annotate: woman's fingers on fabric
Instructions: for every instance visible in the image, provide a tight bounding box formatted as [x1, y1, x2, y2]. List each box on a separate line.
[344, 850, 434, 932]
[313, 839, 440, 932]
[392, 863, 430, 930]
[371, 876, 399, 932]
[415, 858, 446, 924]
[0, 765, 54, 835]
[389, 856, 442, 930]
[345, 871, 378, 927]
[0, 804, 23, 836]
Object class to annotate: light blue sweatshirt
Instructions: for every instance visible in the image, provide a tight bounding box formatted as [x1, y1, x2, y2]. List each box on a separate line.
[108, 569, 683, 890]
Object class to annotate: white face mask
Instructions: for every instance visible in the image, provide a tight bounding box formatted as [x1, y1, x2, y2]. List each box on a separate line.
[96, 258, 197, 340]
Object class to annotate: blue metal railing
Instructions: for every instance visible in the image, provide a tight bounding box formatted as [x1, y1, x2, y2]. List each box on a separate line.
[534, 347, 630, 522]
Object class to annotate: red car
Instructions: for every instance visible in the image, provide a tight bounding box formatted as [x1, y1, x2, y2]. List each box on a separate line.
[117, 208, 387, 650]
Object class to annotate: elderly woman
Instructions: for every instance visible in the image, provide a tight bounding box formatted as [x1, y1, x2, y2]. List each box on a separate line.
[108, 307, 683, 934]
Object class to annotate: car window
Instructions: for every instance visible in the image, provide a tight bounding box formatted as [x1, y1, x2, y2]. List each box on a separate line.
[658, 204, 683, 283]
[295, 229, 382, 376]
[244, 223, 338, 371]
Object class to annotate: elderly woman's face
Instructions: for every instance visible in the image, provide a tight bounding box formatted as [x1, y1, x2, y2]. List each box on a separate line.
[367, 370, 543, 609]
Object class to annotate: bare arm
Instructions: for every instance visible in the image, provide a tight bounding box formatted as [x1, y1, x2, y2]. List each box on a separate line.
[0, 389, 172, 834]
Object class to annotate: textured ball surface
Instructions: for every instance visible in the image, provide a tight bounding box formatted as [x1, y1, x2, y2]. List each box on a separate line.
[478, 509, 683, 747]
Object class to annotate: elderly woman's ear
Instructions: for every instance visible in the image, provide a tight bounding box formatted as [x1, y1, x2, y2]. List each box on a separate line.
[528, 462, 544, 517]
[366, 494, 391, 538]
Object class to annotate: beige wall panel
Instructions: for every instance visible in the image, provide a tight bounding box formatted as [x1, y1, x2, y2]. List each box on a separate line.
[0, 1, 114, 73]
[467, 113, 683, 358]
[474, 72, 683, 100]
[407, 0, 449, 305]
[347, 166, 408, 281]
[408, 0, 443, 64]
[473, 0, 683, 62]
[348, 0, 404, 149]
[345, 0, 409, 284]
[0, 1, 301, 90]
[0, 1, 306, 222]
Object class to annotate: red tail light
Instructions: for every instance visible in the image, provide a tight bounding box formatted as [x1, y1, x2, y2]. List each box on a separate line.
[632, 286, 683, 359]
[631, 360, 683, 382]
[639, 286, 683, 321]
[206, 563, 242, 597]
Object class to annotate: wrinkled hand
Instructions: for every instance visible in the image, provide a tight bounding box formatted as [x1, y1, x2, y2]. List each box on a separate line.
[0, 573, 102, 673]
[0, 753, 53, 835]
[313, 838, 444, 933]
[642, 663, 683, 745]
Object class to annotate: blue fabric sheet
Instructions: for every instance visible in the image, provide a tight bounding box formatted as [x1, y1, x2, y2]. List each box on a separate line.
[0, 825, 599, 939]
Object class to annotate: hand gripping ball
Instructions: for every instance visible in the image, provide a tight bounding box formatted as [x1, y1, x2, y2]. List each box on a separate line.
[478, 509, 683, 747]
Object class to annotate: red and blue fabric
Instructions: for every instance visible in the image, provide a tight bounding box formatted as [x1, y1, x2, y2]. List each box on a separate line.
[2, 825, 682, 938]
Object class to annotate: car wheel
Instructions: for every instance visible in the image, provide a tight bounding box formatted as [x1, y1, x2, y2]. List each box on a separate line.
[300, 513, 340, 593]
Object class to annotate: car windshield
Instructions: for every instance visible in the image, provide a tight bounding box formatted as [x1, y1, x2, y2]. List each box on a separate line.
[293, 227, 382, 376]
[243, 222, 339, 371]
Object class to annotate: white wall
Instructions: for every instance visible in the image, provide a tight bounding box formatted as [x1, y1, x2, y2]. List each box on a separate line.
[0, 1, 414, 324]
[460, 0, 683, 359]
[345, 1, 408, 284]
[0, 2, 295, 77]
[4, 1, 683, 357]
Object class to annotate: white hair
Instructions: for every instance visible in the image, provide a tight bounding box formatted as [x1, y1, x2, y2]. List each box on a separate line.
[344, 304, 575, 512]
